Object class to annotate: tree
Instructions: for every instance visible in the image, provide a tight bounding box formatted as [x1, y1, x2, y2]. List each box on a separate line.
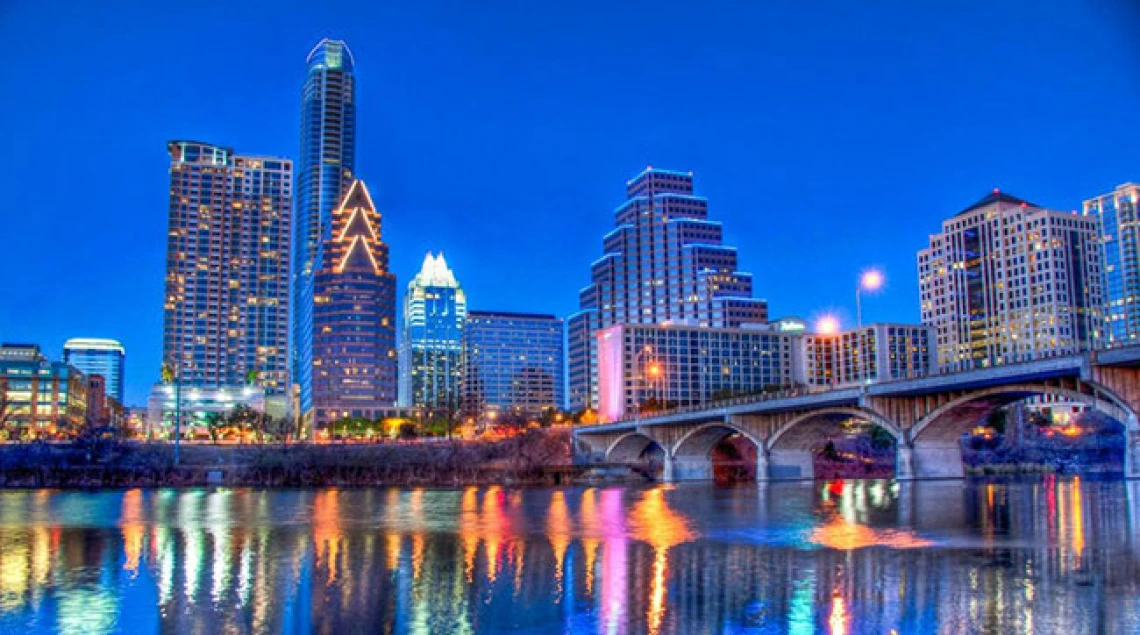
[204, 412, 224, 445]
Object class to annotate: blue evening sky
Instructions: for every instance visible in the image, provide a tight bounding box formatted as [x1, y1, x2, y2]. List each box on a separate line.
[1, 1, 1138, 406]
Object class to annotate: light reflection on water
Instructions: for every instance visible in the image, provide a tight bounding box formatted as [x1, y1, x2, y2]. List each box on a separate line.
[0, 478, 1137, 633]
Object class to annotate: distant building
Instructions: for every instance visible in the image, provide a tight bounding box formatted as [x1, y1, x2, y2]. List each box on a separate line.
[146, 384, 267, 437]
[595, 324, 799, 423]
[918, 191, 1103, 372]
[295, 38, 358, 416]
[1084, 183, 1140, 347]
[63, 338, 125, 404]
[462, 311, 565, 419]
[162, 140, 292, 418]
[309, 180, 397, 427]
[569, 168, 769, 411]
[802, 323, 935, 388]
[84, 374, 125, 429]
[400, 253, 467, 410]
[0, 343, 87, 438]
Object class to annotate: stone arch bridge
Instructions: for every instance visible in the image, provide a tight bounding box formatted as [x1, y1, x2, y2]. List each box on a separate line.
[575, 349, 1140, 481]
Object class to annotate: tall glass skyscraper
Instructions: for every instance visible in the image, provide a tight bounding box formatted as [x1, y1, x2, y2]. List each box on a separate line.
[295, 38, 357, 418]
[310, 180, 397, 427]
[567, 167, 768, 411]
[63, 338, 125, 404]
[462, 311, 564, 419]
[399, 253, 467, 409]
[162, 141, 292, 398]
[1085, 183, 1140, 347]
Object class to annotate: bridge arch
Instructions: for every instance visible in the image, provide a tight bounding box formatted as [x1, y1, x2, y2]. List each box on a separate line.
[605, 432, 666, 463]
[671, 422, 762, 459]
[910, 382, 1136, 447]
[768, 406, 903, 451]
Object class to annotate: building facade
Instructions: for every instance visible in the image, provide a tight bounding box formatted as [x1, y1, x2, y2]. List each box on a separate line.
[569, 168, 769, 411]
[0, 344, 87, 438]
[595, 324, 799, 423]
[63, 338, 125, 404]
[295, 38, 357, 417]
[399, 253, 466, 409]
[146, 384, 267, 438]
[462, 311, 565, 419]
[309, 180, 397, 427]
[163, 141, 292, 411]
[802, 323, 935, 388]
[918, 191, 1103, 372]
[1084, 183, 1140, 348]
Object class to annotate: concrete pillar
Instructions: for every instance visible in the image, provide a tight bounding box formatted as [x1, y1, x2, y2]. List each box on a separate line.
[661, 455, 714, 481]
[768, 449, 814, 480]
[911, 444, 965, 479]
[896, 444, 915, 481]
[662, 455, 676, 482]
[1126, 421, 1139, 479]
[756, 449, 771, 483]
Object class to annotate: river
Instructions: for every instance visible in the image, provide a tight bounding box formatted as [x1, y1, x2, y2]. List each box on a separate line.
[0, 478, 1137, 633]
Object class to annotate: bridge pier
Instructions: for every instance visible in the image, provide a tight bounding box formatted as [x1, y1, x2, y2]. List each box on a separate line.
[1127, 426, 1139, 479]
[662, 455, 714, 482]
[768, 449, 814, 480]
[896, 444, 915, 481]
[912, 444, 965, 479]
[756, 449, 770, 482]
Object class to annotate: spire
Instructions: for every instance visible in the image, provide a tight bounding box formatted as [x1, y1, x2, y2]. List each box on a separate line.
[412, 250, 460, 289]
[330, 180, 384, 274]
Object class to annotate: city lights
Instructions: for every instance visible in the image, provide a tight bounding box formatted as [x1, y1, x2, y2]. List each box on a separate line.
[816, 315, 840, 335]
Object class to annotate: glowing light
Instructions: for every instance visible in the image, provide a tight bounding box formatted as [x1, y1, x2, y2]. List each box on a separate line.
[816, 315, 841, 335]
[646, 362, 663, 379]
[859, 269, 884, 292]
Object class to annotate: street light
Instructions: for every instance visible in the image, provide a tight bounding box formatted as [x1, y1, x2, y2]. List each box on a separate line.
[634, 345, 655, 421]
[856, 269, 884, 331]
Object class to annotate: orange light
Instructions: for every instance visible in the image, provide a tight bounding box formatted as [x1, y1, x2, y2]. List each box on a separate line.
[816, 315, 840, 335]
[647, 363, 663, 379]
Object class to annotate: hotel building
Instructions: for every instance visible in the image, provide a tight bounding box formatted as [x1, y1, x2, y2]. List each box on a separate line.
[596, 323, 798, 422]
[295, 38, 358, 418]
[802, 323, 935, 388]
[63, 338, 125, 404]
[399, 253, 466, 410]
[1084, 183, 1140, 347]
[568, 168, 768, 411]
[161, 141, 292, 418]
[462, 311, 565, 419]
[918, 191, 1103, 372]
[309, 180, 397, 427]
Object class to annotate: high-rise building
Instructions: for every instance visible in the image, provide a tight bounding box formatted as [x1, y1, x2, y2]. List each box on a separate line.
[918, 191, 1103, 372]
[1084, 183, 1140, 347]
[310, 180, 397, 427]
[595, 323, 798, 422]
[63, 338, 125, 403]
[802, 324, 934, 388]
[568, 167, 768, 411]
[295, 38, 357, 419]
[399, 253, 466, 409]
[462, 311, 565, 419]
[162, 141, 292, 405]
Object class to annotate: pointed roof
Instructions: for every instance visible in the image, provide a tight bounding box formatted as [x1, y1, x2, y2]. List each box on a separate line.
[331, 180, 384, 274]
[956, 189, 1038, 217]
[411, 251, 461, 289]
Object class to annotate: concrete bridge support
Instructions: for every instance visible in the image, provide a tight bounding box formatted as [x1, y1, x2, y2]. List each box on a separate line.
[661, 455, 714, 482]
[768, 449, 815, 480]
[912, 444, 965, 479]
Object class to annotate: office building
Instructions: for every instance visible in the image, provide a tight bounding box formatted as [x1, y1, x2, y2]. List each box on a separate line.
[0, 344, 87, 438]
[63, 338, 125, 404]
[462, 311, 565, 419]
[162, 141, 292, 416]
[802, 323, 935, 388]
[918, 190, 1103, 372]
[569, 168, 769, 411]
[399, 252, 466, 409]
[309, 180, 397, 427]
[1084, 183, 1140, 347]
[295, 38, 357, 416]
[595, 324, 798, 422]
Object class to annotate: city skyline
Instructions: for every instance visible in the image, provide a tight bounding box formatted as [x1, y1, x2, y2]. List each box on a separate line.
[2, 2, 1139, 406]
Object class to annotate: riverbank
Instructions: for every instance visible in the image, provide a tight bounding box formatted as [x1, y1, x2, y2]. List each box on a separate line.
[0, 429, 593, 488]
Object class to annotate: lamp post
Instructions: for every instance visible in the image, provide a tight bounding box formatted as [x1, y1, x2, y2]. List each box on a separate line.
[855, 269, 884, 331]
[634, 345, 654, 422]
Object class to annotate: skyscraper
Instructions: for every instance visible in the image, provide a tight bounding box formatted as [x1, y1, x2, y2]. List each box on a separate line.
[63, 338, 125, 404]
[162, 141, 292, 400]
[918, 191, 1103, 372]
[310, 180, 397, 427]
[399, 253, 466, 409]
[1084, 183, 1140, 347]
[462, 311, 564, 420]
[295, 38, 357, 418]
[568, 167, 768, 411]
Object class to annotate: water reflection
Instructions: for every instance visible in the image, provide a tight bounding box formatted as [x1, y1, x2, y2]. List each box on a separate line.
[0, 479, 1137, 633]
